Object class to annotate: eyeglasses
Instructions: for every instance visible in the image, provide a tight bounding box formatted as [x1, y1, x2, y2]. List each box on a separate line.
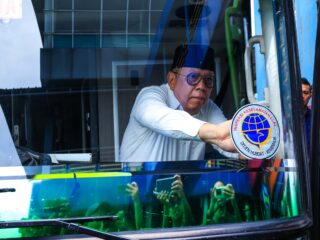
[173, 71, 215, 88]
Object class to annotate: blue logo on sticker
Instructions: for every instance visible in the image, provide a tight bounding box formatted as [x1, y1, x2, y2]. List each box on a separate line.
[242, 113, 271, 149]
[231, 104, 280, 159]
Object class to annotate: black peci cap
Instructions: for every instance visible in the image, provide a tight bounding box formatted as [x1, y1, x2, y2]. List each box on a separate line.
[170, 44, 215, 72]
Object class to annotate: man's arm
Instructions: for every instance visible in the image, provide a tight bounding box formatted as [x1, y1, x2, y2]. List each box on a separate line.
[171, 175, 194, 226]
[198, 121, 236, 152]
[134, 86, 206, 140]
[134, 86, 238, 154]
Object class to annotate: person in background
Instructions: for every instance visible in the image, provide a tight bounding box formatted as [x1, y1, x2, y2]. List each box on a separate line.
[156, 175, 194, 227]
[301, 77, 312, 150]
[126, 182, 143, 230]
[120, 44, 239, 164]
[205, 181, 241, 224]
[85, 182, 143, 232]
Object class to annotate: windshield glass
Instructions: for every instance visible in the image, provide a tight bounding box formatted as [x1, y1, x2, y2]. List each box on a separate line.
[0, 0, 311, 239]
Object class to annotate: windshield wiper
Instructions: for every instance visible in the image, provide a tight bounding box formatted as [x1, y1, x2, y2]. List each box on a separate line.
[0, 188, 15, 193]
[0, 216, 128, 240]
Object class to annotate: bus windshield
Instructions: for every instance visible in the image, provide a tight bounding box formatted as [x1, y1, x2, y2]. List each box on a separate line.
[0, 0, 313, 239]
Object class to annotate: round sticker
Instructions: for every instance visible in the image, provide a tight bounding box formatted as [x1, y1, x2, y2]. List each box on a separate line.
[230, 104, 280, 159]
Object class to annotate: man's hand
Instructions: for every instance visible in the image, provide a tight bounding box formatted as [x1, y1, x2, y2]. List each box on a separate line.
[126, 182, 139, 202]
[198, 120, 236, 152]
[171, 175, 185, 200]
[156, 191, 170, 205]
[223, 184, 235, 199]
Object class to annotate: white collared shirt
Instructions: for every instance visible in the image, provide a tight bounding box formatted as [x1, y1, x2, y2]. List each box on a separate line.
[119, 84, 238, 163]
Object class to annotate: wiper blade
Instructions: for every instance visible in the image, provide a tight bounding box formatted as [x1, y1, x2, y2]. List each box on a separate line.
[57, 220, 128, 240]
[0, 188, 15, 193]
[0, 216, 128, 240]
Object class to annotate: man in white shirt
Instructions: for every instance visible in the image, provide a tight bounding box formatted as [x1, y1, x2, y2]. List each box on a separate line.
[120, 44, 238, 163]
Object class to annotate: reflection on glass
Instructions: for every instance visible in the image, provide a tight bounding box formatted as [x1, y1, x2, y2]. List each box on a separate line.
[151, 0, 167, 10]
[127, 35, 150, 47]
[74, 35, 100, 47]
[103, 0, 127, 10]
[102, 12, 126, 33]
[150, 12, 162, 32]
[128, 12, 149, 33]
[74, 12, 100, 33]
[0, 159, 301, 238]
[102, 34, 126, 47]
[54, 0, 72, 10]
[54, 12, 72, 33]
[74, 0, 101, 11]
[129, 0, 149, 10]
[53, 35, 72, 48]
